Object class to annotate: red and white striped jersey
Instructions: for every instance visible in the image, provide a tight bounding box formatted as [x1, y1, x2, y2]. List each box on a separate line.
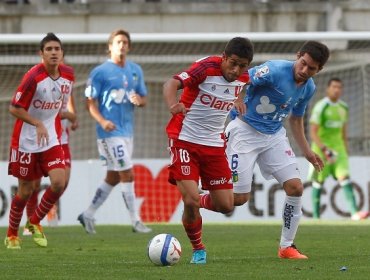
[166, 56, 250, 147]
[10, 63, 75, 153]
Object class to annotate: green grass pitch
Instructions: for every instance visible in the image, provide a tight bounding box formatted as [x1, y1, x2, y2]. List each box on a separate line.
[0, 221, 369, 279]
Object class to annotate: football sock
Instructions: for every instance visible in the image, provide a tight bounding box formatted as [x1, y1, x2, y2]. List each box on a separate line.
[311, 181, 322, 219]
[30, 188, 61, 224]
[182, 217, 205, 251]
[280, 196, 302, 248]
[340, 179, 358, 214]
[84, 181, 113, 218]
[26, 189, 39, 218]
[7, 195, 27, 237]
[121, 182, 140, 225]
[199, 194, 217, 211]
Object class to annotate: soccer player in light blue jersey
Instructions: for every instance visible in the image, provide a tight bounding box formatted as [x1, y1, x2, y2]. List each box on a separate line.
[78, 29, 151, 234]
[225, 41, 330, 259]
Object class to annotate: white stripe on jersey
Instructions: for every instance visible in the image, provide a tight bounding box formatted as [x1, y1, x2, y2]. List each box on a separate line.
[178, 76, 244, 147]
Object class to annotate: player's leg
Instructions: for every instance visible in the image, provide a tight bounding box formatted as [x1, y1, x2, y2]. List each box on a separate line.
[5, 178, 36, 249]
[28, 146, 65, 247]
[119, 168, 152, 233]
[26, 179, 40, 219]
[6, 149, 40, 249]
[338, 177, 369, 220]
[258, 133, 307, 259]
[279, 177, 307, 259]
[307, 162, 329, 219]
[115, 137, 151, 233]
[198, 151, 234, 213]
[334, 153, 368, 220]
[46, 156, 72, 227]
[168, 139, 206, 264]
[78, 170, 117, 234]
[177, 179, 206, 264]
[23, 178, 41, 235]
[224, 118, 258, 209]
[311, 181, 323, 219]
[78, 138, 118, 233]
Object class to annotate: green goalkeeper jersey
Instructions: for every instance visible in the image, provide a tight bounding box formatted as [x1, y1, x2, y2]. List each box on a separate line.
[309, 97, 348, 149]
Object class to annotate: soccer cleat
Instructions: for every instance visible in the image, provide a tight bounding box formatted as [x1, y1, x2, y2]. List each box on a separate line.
[278, 244, 308, 259]
[132, 221, 152, 233]
[351, 211, 370, 221]
[26, 221, 47, 247]
[77, 213, 96, 234]
[4, 236, 21, 249]
[190, 249, 207, 264]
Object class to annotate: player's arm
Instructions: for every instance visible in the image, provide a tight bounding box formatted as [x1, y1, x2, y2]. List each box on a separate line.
[86, 97, 115, 132]
[163, 78, 189, 115]
[9, 105, 48, 146]
[233, 86, 247, 115]
[67, 92, 78, 130]
[289, 115, 323, 171]
[309, 122, 324, 149]
[310, 120, 336, 163]
[342, 123, 349, 152]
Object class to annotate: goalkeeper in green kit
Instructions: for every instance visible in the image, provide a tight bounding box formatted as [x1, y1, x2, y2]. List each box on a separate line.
[308, 77, 369, 220]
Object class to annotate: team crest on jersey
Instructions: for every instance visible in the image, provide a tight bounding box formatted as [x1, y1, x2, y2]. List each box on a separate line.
[20, 167, 28, 177]
[255, 65, 269, 78]
[181, 165, 190, 176]
[178, 72, 190, 80]
[61, 84, 70, 94]
[211, 84, 216, 91]
[15, 92, 22, 102]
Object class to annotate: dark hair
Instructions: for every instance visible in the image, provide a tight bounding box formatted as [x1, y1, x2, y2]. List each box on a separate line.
[224, 37, 254, 63]
[298, 40, 330, 69]
[40, 32, 63, 52]
[108, 29, 131, 49]
[327, 77, 342, 86]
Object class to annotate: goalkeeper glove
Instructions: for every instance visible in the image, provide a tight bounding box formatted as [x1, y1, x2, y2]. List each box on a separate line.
[321, 146, 337, 163]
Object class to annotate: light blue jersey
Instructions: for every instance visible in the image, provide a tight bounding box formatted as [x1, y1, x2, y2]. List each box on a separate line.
[234, 60, 316, 134]
[85, 59, 147, 139]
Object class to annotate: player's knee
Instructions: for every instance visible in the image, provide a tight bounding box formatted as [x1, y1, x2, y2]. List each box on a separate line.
[50, 180, 65, 193]
[234, 193, 250, 206]
[284, 181, 303, 196]
[217, 203, 234, 214]
[182, 195, 199, 209]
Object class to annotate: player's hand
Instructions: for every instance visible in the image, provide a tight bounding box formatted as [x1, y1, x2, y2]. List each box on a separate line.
[306, 151, 324, 172]
[233, 99, 247, 115]
[100, 119, 116, 132]
[35, 121, 49, 147]
[170, 102, 190, 115]
[129, 93, 142, 106]
[71, 120, 79, 131]
[321, 146, 337, 164]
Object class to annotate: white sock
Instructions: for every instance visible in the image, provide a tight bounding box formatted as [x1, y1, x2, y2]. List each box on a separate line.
[121, 182, 140, 225]
[280, 196, 302, 248]
[84, 181, 114, 218]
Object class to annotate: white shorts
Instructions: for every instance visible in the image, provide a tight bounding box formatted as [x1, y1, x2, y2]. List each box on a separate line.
[225, 118, 300, 194]
[97, 136, 133, 171]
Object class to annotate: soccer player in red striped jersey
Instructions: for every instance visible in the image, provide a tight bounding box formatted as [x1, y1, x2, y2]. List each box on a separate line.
[5, 33, 74, 249]
[163, 37, 254, 264]
[23, 79, 78, 234]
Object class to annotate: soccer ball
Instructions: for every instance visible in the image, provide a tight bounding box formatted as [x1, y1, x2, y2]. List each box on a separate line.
[147, 233, 182, 266]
